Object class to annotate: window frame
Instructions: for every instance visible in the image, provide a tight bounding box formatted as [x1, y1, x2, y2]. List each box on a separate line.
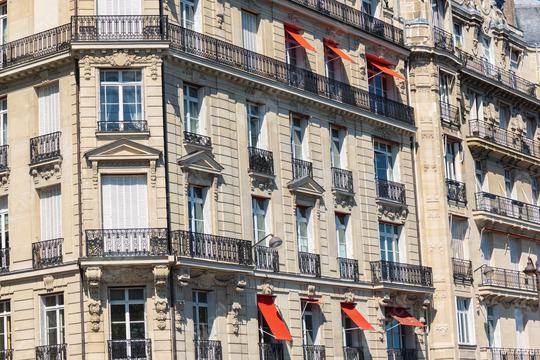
[452, 23, 463, 48]
[0, 98, 6, 146]
[456, 297, 475, 345]
[99, 70, 143, 130]
[252, 197, 268, 242]
[291, 115, 305, 160]
[193, 290, 210, 340]
[296, 206, 311, 253]
[374, 141, 394, 181]
[41, 293, 65, 346]
[247, 102, 262, 148]
[0, 301, 10, 352]
[336, 213, 349, 258]
[188, 185, 206, 233]
[379, 222, 400, 262]
[180, 0, 200, 31]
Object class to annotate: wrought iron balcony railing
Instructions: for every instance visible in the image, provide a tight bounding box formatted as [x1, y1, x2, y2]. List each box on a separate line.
[194, 340, 222, 360]
[446, 179, 467, 206]
[433, 27, 454, 53]
[172, 230, 253, 265]
[469, 118, 540, 159]
[0, 349, 13, 360]
[108, 339, 152, 360]
[440, 101, 460, 129]
[259, 343, 284, 360]
[36, 344, 67, 360]
[371, 260, 433, 287]
[30, 131, 61, 164]
[168, 25, 414, 126]
[72, 15, 167, 41]
[475, 192, 540, 225]
[299, 251, 321, 277]
[0, 145, 8, 171]
[85, 228, 169, 257]
[32, 238, 63, 269]
[452, 258, 473, 285]
[387, 349, 417, 360]
[338, 257, 359, 281]
[293, 158, 313, 179]
[376, 179, 406, 204]
[287, 0, 404, 46]
[248, 147, 274, 176]
[487, 348, 540, 360]
[184, 131, 212, 148]
[332, 167, 353, 193]
[303, 345, 326, 360]
[255, 245, 280, 272]
[0, 248, 9, 273]
[480, 265, 536, 292]
[344, 346, 364, 360]
[97, 121, 148, 133]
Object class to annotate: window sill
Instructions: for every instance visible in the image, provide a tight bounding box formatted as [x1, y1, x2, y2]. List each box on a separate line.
[95, 130, 150, 140]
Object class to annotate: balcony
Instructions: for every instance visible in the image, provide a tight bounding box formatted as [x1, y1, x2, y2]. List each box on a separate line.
[446, 179, 467, 206]
[259, 343, 284, 360]
[474, 192, 540, 232]
[293, 158, 313, 180]
[194, 340, 222, 360]
[85, 228, 169, 257]
[433, 27, 454, 54]
[0, 350, 12, 360]
[36, 344, 67, 360]
[303, 345, 326, 360]
[299, 252, 321, 277]
[387, 349, 417, 360]
[97, 120, 148, 133]
[480, 265, 536, 293]
[32, 238, 63, 269]
[371, 260, 433, 287]
[0, 248, 9, 273]
[184, 131, 212, 148]
[487, 348, 540, 360]
[376, 179, 406, 204]
[452, 258, 473, 285]
[248, 147, 274, 177]
[255, 245, 280, 272]
[338, 257, 359, 281]
[439, 101, 460, 129]
[168, 25, 414, 126]
[172, 230, 253, 266]
[108, 339, 152, 360]
[72, 15, 167, 42]
[30, 131, 61, 165]
[344, 347, 364, 360]
[332, 167, 353, 193]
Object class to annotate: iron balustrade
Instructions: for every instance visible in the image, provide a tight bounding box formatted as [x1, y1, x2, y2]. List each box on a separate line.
[32, 238, 63, 269]
[376, 179, 406, 204]
[259, 343, 284, 360]
[344, 347, 364, 360]
[172, 230, 253, 265]
[30, 131, 61, 164]
[98, 121, 148, 133]
[452, 258, 473, 285]
[194, 340, 222, 360]
[469, 118, 540, 159]
[487, 348, 540, 360]
[387, 349, 417, 360]
[433, 27, 454, 53]
[248, 147, 274, 176]
[85, 228, 169, 257]
[338, 257, 359, 281]
[293, 158, 314, 179]
[255, 245, 280, 272]
[439, 101, 460, 129]
[0, 145, 8, 171]
[299, 252, 321, 277]
[0, 248, 9, 273]
[108, 339, 152, 360]
[303, 345, 326, 360]
[0, 350, 13, 360]
[480, 265, 536, 292]
[332, 167, 353, 193]
[475, 192, 540, 225]
[184, 131, 212, 148]
[371, 260, 433, 287]
[446, 179, 467, 206]
[167, 25, 414, 126]
[287, 0, 404, 46]
[36, 344, 67, 360]
[72, 15, 167, 41]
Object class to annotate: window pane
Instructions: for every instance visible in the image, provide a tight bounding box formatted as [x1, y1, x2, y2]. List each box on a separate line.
[112, 323, 126, 340]
[110, 289, 125, 301]
[130, 323, 145, 340]
[111, 305, 125, 322]
[129, 288, 144, 300]
[129, 304, 145, 322]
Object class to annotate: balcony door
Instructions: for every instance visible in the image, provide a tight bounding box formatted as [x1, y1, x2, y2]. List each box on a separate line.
[379, 223, 399, 262]
[97, 0, 141, 15]
[97, 0, 142, 39]
[374, 142, 394, 181]
[40, 186, 62, 242]
[38, 83, 60, 136]
[0, 197, 7, 269]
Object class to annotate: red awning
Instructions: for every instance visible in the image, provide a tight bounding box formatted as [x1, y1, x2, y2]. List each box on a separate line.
[387, 308, 424, 327]
[340, 303, 374, 331]
[300, 297, 320, 304]
[366, 54, 394, 66]
[325, 40, 355, 63]
[285, 27, 316, 52]
[371, 62, 405, 80]
[257, 295, 293, 341]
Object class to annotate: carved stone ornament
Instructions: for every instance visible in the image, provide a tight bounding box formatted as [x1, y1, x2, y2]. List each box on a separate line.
[377, 203, 408, 223]
[177, 271, 191, 287]
[307, 284, 316, 297]
[43, 275, 55, 292]
[85, 267, 103, 332]
[250, 176, 274, 194]
[343, 290, 355, 304]
[259, 283, 273, 295]
[31, 162, 62, 185]
[235, 278, 247, 292]
[334, 193, 355, 211]
[80, 51, 162, 81]
[153, 265, 170, 330]
[0, 170, 9, 192]
[175, 300, 186, 332]
[230, 302, 242, 335]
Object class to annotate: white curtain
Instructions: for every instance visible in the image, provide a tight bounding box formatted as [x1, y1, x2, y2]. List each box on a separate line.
[97, 0, 141, 15]
[241, 11, 257, 52]
[451, 219, 467, 259]
[101, 175, 148, 229]
[38, 83, 59, 135]
[40, 186, 62, 240]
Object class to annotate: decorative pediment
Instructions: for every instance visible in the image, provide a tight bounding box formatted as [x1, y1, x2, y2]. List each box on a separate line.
[178, 150, 224, 175]
[287, 176, 324, 197]
[85, 138, 161, 164]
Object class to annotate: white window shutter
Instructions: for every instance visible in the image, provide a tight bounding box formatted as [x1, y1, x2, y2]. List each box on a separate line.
[101, 175, 148, 229]
[38, 83, 59, 135]
[40, 186, 61, 240]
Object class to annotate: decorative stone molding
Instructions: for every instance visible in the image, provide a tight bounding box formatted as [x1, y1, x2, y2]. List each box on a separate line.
[235, 278, 247, 292]
[259, 283, 273, 295]
[85, 267, 102, 332]
[377, 203, 408, 224]
[343, 290, 355, 304]
[43, 275, 55, 292]
[31, 161, 62, 185]
[175, 300, 186, 332]
[250, 176, 274, 194]
[177, 271, 191, 287]
[307, 284, 316, 298]
[153, 265, 170, 330]
[0, 170, 9, 192]
[80, 50, 162, 81]
[334, 193, 355, 211]
[230, 302, 242, 335]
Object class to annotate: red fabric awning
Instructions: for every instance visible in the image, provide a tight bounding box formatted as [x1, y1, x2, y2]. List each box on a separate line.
[371, 62, 405, 80]
[300, 297, 320, 304]
[340, 303, 374, 331]
[257, 295, 292, 341]
[387, 308, 424, 327]
[325, 40, 355, 63]
[285, 27, 316, 52]
[366, 54, 394, 66]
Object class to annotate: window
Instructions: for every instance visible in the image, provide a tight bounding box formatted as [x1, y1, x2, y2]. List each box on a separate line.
[456, 297, 474, 345]
[181, 0, 200, 31]
[252, 197, 268, 242]
[439, 72, 452, 105]
[481, 36, 493, 64]
[0, 301, 10, 352]
[444, 140, 460, 181]
[336, 214, 348, 258]
[480, 232, 492, 265]
[0, 4, 6, 46]
[183, 85, 200, 134]
[0, 98, 6, 145]
[188, 186, 206, 233]
[515, 308, 525, 348]
[324, 45, 337, 80]
[453, 23, 463, 48]
[474, 160, 485, 192]
[450, 217, 467, 259]
[510, 50, 520, 72]
[470, 93, 483, 122]
[504, 170, 514, 199]
[499, 104, 509, 130]
[296, 206, 311, 253]
[193, 291, 210, 340]
[486, 305, 498, 347]
[302, 302, 316, 345]
[97, 0, 141, 15]
[374, 141, 394, 181]
[109, 288, 146, 360]
[40, 186, 61, 241]
[291, 115, 305, 160]
[247, 102, 262, 148]
[285, 29, 299, 67]
[368, 63, 387, 98]
[379, 223, 399, 262]
[100, 70, 143, 131]
[532, 177, 539, 205]
[526, 116, 537, 140]
[431, 0, 444, 27]
[331, 127, 345, 168]
[385, 320, 403, 349]
[362, 0, 374, 15]
[509, 238, 520, 271]
[0, 197, 7, 264]
[241, 10, 258, 52]
[342, 314, 362, 348]
[42, 294, 64, 346]
[101, 175, 148, 230]
[38, 83, 60, 135]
